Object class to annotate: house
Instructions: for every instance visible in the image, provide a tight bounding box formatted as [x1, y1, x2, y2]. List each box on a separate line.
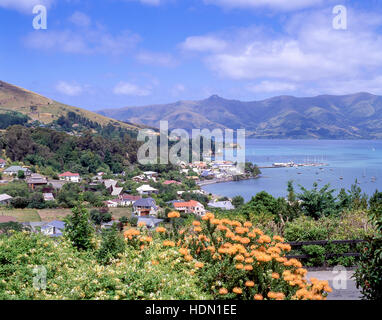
[133, 198, 158, 216]
[0, 194, 13, 205]
[118, 194, 141, 206]
[132, 175, 146, 183]
[43, 193, 55, 201]
[59, 172, 80, 183]
[0, 158, 6, 168]
[26, 173, 48, 190]
[207, 201, 235, 210]
[136, 184, 158, 195]
[173, 200, 206, 216]
[136, 216, 164, 229]
[143, 171, 158, 181]
[23, 220, 65, 237]
[3, 166, 31, 176]
[111, 186, 123, 197]
[105, 200, 119, 208]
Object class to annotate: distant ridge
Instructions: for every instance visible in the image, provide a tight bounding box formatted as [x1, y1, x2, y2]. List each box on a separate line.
[98, 92, 382, 139]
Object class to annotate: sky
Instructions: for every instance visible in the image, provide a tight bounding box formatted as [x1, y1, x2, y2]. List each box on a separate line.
[0, 0, 382, 110]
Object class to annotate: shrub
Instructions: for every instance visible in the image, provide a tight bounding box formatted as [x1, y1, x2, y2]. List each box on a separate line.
[96, 225, 126, 265]
[124, 212, 332, 300]
[353, 204, 382, 300]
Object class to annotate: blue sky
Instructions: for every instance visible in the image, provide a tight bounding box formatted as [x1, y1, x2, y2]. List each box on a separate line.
[1, 0, 382, 110]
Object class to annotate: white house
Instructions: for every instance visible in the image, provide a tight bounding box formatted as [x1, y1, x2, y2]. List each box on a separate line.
[173, 200, 206, 216]
[136, 184, 158, 195]
[3, 166, 31, 176]
[0, 194, 13, 205]
[59, 172, 80, 183]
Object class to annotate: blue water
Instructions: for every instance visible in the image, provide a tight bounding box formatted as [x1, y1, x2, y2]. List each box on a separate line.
[202, 140, 382, 202]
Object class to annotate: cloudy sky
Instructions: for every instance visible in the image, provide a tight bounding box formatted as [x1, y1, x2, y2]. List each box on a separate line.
[1, 0, 382, 110]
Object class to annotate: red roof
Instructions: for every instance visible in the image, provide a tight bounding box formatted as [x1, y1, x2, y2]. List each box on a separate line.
[163, 180, 182, 185]
[59, 172, 80, 177]
[174, 200, 201, 208]
[0, 158, 6, 163]
[120, 194, 141, 201]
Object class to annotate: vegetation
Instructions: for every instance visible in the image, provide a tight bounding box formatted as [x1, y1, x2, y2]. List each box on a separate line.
[353, 191, 382, 300]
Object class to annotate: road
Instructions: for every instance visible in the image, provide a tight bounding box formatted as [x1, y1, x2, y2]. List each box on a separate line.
[307, 269, 362, 300]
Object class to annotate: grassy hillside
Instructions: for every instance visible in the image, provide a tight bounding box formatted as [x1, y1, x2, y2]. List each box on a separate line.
[0, 80, 143, 131]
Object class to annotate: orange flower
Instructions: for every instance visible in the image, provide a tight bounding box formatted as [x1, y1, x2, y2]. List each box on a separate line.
[272, 272, 280, 279]
[244, 221, 252, 228]
[254, 294, 263, 300]
[236, 263, 244, 270]
[273, 235, 284, 242]
[245, 257, 254, 263]
[163, 240, 175, 247]
[240, 237, 250, 244]
[234, 254, 245, 262]
[192, 220, 201, 226]
[151, 260, 159, 265]
[244, 265, 253, 271]
[194, 227, 202, 232]
[137, 221, 146, 227]
[233, 287, 242, 294]
[257, 235, 271, 244]
[184, 255, 193, 262]
[179, 248, 188, 255]
[219, 288, 228, 295]
[245, 281, 255, 287]
[195, 262, 204, 268]
[155, 227, 166, 233]
[168, 211, 180, 218]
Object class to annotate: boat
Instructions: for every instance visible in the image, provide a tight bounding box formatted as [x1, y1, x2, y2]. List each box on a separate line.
[339, 176, 343, 180]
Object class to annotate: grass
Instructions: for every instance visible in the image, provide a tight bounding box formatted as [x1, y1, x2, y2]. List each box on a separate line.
[0, 209, 41, 222]
[0, 207, 132, 223]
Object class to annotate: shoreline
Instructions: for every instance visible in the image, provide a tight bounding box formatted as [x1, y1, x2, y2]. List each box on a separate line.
[197, 175, 261, 187]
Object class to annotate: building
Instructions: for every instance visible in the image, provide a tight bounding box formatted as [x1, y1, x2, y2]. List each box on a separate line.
[0, 194, 13, 205]
[0, 158, 6, 168]
[111, 186, 123, 197]
[207, 201, 235, 210]
[43, 193, 55, 201]
[22, 220, 65, 237]
[104, 179, 118, 190]
[143, 171, 158, 181]
[136, 184, 158, 196]
[133, 198, 158, 216]
[59, 172, 80, 183]
[3, 166, 31, 176]
[173, 200, 206, 216]
[136, 216, 164, 229]
[118, 194, 141, 206]
[26, 173, 48, 190]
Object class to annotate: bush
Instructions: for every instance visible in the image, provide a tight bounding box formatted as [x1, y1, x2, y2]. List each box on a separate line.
[96, 225, 126, 265]
[353, 204, 382, 300]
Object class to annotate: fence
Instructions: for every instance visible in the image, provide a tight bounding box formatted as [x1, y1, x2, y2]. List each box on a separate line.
[285, 239, 368, 267]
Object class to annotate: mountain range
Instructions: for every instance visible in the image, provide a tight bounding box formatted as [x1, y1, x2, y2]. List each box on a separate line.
[98, 93, 382, 139]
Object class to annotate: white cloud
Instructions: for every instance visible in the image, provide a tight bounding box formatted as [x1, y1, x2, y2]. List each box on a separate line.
[113, 82, 151, 96]
[69, 11, 91, 28]
[0, 0, 54, 12]
[24, 28, 140, 55]
[203, 0, 325, 11]
[181, 9, 382, 95]
[136, 51, 178, 67]
[247, 81, 297, 93]
[181, 36, 227, 52]
[56, 81, 83, 96]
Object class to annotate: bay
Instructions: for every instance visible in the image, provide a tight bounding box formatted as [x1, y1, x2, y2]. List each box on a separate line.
[202, 139, 382, 202]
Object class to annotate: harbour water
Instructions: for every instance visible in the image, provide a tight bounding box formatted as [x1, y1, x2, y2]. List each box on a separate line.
[202, 139, 382, 202]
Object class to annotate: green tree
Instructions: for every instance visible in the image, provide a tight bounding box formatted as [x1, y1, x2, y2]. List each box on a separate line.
[64, 199, 95, 250]
[232, 195, 244, 208]
[17, 170, 25, 179]
[96, 225, 126, 265]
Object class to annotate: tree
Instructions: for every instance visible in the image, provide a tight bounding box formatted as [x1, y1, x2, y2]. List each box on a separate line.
[17, 170, 25, 179]
[232, 196, 244, 208]
[90, 209, 112, 226]
[96, 225, 126, 265]
[64, 199, 95, 250]
[297, 183, 340, 220]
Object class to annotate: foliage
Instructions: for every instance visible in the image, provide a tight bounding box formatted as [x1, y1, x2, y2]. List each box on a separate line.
[232, 196, 244, 209]
[63, 200, 95, 251]
[96, 225, 126, 265]
[0, 111, 29, 129]
[353, 192, 382, 300]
